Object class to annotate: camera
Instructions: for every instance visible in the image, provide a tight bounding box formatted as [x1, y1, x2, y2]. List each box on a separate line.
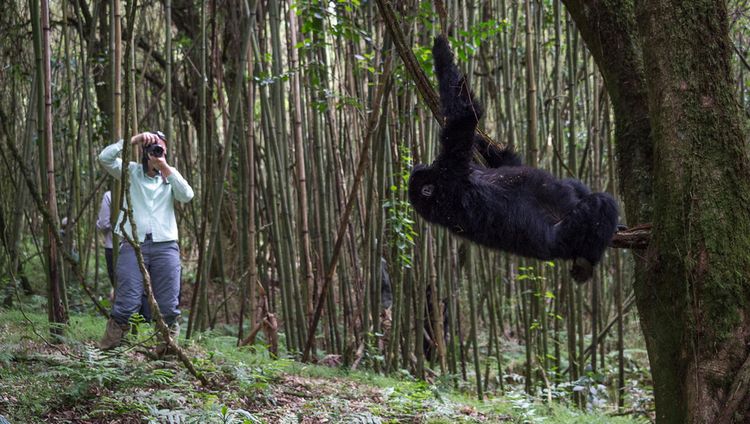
[144, 143, 164, 158]
[142, 130, 167, 173]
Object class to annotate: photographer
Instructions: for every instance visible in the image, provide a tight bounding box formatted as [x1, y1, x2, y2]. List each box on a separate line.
[98, 131, 194, 351]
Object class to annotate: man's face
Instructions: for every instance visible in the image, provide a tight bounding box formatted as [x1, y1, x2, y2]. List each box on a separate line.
[146, 139, 168, 172]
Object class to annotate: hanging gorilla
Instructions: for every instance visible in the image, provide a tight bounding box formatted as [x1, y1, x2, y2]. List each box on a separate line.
[408, 36, 620, 282]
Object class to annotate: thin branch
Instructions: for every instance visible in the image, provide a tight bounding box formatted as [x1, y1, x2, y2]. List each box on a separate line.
[119, 226, 210, 386]
[68, 173, 108, 229]
[12, 282, 81, 358]
[433, 0, 448, 34]
[5, 138, 109, 318]
[561, 293, 637, 376]
[115, 99, 209, 385]
[117, 156, 210, 386]
[732, 42, 750, 73]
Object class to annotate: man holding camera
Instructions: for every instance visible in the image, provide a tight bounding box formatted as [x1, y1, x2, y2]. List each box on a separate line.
[98, 131, 194, 352]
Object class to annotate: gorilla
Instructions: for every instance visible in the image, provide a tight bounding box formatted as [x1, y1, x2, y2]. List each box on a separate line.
[408, 36, 619, 282]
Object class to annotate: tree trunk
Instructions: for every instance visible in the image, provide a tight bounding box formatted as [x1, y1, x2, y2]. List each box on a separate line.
[563, 0, 750, 422]
[636, 1, 750, 422]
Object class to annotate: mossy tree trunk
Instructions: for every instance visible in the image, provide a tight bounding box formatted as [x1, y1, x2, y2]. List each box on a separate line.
[637, 1, 750, 422]
[563, 0, 750, 422]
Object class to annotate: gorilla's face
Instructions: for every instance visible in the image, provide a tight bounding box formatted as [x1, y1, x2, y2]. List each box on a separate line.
[420, 183, 435, 197]
[408, 164, 442, 222]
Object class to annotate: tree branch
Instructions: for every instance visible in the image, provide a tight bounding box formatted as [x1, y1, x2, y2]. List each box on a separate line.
[375, 0, 441, 121]
[118, 222, 210, 386]
[610, 224, 651, 249]
[4, 138, 109, 318]
[374, 0, 504, 167]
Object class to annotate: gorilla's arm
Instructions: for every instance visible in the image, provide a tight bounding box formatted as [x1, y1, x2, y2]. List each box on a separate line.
[432, 35, 483, 173]
[433, 36, 520, 171]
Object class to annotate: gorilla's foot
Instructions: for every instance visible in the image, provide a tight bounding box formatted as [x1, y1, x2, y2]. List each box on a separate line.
[570, 257, 593, 283]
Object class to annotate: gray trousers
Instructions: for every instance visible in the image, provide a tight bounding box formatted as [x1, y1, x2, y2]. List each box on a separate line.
[111, 236, 181, 326]
[104, 247, 115, 289]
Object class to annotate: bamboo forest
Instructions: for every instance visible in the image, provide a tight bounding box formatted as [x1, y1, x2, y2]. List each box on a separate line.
[2, 0, 750, 422]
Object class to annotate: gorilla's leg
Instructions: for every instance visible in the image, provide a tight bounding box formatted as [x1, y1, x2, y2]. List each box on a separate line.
[562, 178, 591, 198]
[555, 192, 619, 282]
[472, 134, 522, 168]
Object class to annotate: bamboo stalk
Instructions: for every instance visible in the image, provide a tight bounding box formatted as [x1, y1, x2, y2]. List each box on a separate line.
[41, 0, 67, 332]
[302, 55, 393, 363]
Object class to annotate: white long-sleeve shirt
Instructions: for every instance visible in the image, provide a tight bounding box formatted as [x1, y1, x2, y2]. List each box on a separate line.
[98, 140, 194, 243]
[96, 191, 113, 248]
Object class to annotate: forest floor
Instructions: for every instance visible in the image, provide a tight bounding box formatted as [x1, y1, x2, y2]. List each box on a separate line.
[0, 306, 647, 424]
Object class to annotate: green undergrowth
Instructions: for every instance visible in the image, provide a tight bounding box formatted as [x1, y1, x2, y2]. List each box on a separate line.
[0, 308, 647, 423]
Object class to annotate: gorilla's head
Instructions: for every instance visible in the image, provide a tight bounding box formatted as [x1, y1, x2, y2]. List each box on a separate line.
[408, 163, 443, 223]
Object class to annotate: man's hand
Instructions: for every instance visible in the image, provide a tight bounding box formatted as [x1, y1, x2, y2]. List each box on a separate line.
[130, 132, 160, 147]
[148, 154, 172, 178]
[149, 155, 170, 171]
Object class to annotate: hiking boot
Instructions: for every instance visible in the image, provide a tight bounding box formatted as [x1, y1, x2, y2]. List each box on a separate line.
[154, 322, 180, 357]
[99, 318, 129, 350]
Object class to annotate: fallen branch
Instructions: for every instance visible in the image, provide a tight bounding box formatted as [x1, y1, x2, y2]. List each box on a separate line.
[239, 282, 278, 356]
[117, 137, 209, 387]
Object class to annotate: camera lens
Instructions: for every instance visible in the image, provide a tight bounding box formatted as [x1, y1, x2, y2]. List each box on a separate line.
[146, 144, 164, 157]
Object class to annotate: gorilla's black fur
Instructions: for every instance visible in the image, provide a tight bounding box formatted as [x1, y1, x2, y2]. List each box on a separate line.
[408, 36, 619, 282]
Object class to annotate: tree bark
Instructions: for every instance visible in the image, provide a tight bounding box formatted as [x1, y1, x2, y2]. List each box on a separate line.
[563, 0, 750, 422]
[636, 1, 750, 422]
